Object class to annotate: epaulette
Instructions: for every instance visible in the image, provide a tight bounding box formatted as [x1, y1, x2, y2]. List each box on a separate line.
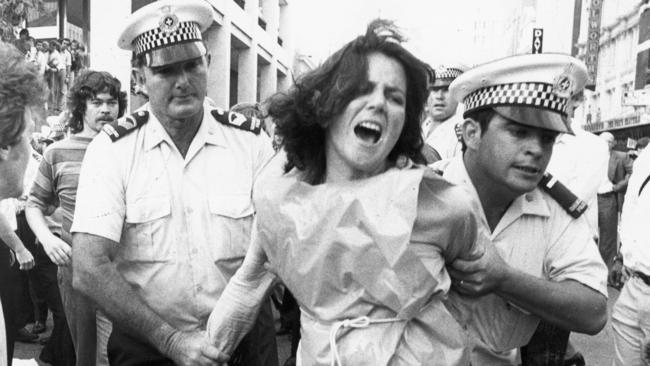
[210, 107, 262, 135]
[102, 111, 149, 142]
[210, 108, 262, 135]
[538, 172, 587, 219]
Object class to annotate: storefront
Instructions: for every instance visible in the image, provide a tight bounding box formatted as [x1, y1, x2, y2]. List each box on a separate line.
[584, 112, 650, 148]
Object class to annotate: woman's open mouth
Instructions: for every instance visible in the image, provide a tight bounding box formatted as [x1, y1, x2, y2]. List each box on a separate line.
[353, 121, 383, 144]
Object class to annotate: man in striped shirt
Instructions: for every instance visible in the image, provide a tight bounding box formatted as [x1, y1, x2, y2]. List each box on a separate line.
[26, 70, 126, 366]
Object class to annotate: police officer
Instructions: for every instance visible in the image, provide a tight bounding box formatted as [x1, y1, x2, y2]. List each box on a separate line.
[422, 62, 468, 160]
[436, 54, 609, 365]
[70, 1, 276, 365]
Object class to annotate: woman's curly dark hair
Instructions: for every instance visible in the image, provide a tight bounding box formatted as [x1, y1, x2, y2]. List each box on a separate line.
[267, 19, 430, 184]
[66, 70, 127, 134]
[0, 43, 46, 148]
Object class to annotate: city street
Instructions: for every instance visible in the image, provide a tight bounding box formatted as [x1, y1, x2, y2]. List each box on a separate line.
[12, 288, 620, 366]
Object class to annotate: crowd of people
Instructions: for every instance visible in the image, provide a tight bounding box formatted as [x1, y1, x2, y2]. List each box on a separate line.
[0, 1, 649, 366]
[12, 28, 89, 115]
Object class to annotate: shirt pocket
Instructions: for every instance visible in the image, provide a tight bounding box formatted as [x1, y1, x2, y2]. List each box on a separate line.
[123, 196, 173, 262]
[208, 194, 254, 279]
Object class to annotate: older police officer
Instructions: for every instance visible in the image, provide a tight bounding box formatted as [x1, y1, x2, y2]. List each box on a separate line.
[70, 1, 276, 365]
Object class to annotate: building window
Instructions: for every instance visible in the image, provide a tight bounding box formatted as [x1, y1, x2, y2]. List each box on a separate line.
[234, 0, 245, 10]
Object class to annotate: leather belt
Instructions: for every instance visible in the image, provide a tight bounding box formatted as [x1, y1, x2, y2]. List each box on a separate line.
[633, 271, 650, 286]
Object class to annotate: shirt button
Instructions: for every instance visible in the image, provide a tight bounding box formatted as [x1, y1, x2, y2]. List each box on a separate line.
[197, 285, 203, 292]
[525, 194, 534, 202]
[185, 207, 193, 214]
[191, 248, 198, 255]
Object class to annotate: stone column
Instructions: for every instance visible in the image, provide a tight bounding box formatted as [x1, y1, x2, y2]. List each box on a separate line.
[205, 21, 231, 108]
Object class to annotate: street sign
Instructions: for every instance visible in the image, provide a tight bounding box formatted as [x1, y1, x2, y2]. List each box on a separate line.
[532, 28, 543, 54]
[585, 0, 603, 88]
[623, 89, 650, 106]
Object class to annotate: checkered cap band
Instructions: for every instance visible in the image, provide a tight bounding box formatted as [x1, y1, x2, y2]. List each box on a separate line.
[463, 82, 568, 115]
[134, 21, 202, 55]
[437, 68, 464, 81]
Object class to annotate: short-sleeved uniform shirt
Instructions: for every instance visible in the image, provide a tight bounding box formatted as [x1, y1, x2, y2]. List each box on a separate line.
[424, 113, 463, 160]
[70, 101, 274, 331]
[441, 156, 608, 365]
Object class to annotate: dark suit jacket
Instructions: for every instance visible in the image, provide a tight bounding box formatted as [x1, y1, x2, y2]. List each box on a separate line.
[608, 150, 633, 211]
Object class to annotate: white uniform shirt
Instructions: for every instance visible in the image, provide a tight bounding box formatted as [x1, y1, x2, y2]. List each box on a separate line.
[620, 147, 650, 275]
[546, 126, 609, 237]
[424, 112, 464, 160]
[441, 156, 608, 365]
[71, 102, 274, 331]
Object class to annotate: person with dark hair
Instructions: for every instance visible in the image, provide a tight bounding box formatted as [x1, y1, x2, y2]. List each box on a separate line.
[71, 1, 275, 365]
[432, 54, 608, 365]
[0, 42, 44, 366]
[206, 19, 484, 366]
[26, 69, 125, 366]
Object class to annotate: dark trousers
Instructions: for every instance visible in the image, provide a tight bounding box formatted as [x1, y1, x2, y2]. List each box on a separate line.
[32, 245, 75, 366]
[520, 320, 570, 366]
[280, 290, 300, 358]
[597, 193, 618, 270]
[107, 299, 278, 366]
[0, 244, 21, 366]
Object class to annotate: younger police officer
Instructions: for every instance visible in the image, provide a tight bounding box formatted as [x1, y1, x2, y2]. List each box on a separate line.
[70, 1, 276, 365]
[437, 54, 608, 365]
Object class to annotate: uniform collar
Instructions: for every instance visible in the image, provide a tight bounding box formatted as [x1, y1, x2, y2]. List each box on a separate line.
[143, 101, 228, 151]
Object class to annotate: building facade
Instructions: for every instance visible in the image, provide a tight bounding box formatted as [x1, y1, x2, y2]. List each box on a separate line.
[576, 0, 650, 145]
[27, 0, 297, 110]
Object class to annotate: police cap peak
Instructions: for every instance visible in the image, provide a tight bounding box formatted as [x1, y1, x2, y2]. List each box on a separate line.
[118, 0, 214, 67]
[450, 53, 588, 134]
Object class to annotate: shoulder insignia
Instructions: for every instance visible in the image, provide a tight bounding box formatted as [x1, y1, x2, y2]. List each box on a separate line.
[538, 172, 587, 219]
[102, 111, 149, 142]
[211, 107, 262, 135]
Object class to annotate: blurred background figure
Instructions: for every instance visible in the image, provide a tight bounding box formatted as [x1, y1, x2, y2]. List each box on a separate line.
[597, 132, 633, 279]
[27, 70, 126, 366]
[421, 62, 468, 163]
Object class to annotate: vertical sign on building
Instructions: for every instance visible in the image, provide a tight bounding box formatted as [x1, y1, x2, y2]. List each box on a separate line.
[634, 6, 650, 89]
[532, 28, 543, 54]
[585, 0, 603, 89]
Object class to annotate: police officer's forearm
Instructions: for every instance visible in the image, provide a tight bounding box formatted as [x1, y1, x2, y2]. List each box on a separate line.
[495, 269, 607, 335]
[72, 232, 180, 356]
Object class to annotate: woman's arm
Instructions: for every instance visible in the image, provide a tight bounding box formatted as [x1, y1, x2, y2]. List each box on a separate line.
[205, 236, 278, 358]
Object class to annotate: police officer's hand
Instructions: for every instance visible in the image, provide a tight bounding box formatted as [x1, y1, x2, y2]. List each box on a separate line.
[448, 239, 511, 297]
[41, 234, 72, 266]
[167, 330, 228, 366]
[608, 260, 632, 289]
